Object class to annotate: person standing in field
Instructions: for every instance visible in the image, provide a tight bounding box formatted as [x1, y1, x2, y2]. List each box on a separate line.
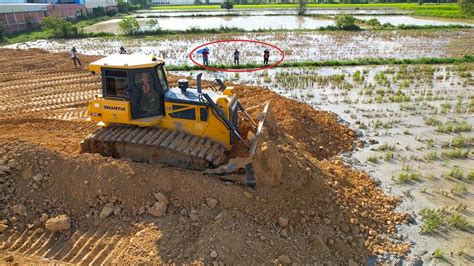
[263, 49, 270, 65]
[202, 48, 209, 66]
[70, 47, 81, 67]
[233, 49, 240, 66]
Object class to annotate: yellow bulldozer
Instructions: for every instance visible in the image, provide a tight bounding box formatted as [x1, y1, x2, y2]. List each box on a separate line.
[80, 54, 270, 186]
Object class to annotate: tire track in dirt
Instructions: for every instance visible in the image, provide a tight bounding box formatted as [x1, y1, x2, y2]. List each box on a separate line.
[2, 226, 127, 265]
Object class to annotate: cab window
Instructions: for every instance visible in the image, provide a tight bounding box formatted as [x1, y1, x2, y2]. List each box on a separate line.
[104, 70, 128, 98]
[156, 65, 169, 93]
[169, 105, 196, 120]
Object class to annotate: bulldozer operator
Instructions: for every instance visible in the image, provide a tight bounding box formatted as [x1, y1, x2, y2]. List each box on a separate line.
[136, 72, 160, 116]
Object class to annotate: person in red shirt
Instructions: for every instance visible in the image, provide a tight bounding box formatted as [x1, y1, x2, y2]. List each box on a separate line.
[263, 49, 270, 65]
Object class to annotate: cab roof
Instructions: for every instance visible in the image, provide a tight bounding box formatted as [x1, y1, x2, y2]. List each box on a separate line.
[88, 54, 165, 74]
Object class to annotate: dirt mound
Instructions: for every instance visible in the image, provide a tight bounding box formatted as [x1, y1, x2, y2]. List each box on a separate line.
[0, 49, 408, 264]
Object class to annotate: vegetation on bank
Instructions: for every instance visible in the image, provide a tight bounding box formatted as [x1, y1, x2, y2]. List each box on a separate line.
[165, 56, 474, 71]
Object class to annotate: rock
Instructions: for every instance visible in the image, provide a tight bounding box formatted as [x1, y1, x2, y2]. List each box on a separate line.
[3, 254, 13, 263]
[348, 259, 358, 266]
[100, 206, 115, 219]
[277, 254, 291, 265]
[21, 167, 33, 180]
[243, 191, 253, 199]
[310, 235, 330, 255]
[138, 206, 146, 215]
[153, 193, 168, 203]
[278, 217, 289, 228]
[39, 213, 49, 223]
[206, 198, 218, 209]
[45, 215, 71, 232]
[147, 201, 167, 217]
[8, 217, 17, 224]
[7, 159, 19, 169]
[189, 210, 199, 222]
[280, 229, 288, 238]
[33, 174, 43, 182]
[12, 204, 27, 216]
[210, 250, 218, 259]
[113, 207, 121, 216]
[322, 218, 331, 225]
[0, 224, 8, 233]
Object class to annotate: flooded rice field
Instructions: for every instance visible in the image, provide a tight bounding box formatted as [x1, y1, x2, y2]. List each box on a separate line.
[179, 63, 474, 264]
[84, 14, 472, 34]
[6, 30, 473, 66]
[354, 15, 474, 26]
[135, 9, 412, 17]
[84, 16, 336, 34]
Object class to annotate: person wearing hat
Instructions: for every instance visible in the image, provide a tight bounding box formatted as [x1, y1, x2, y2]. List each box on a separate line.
[70, 47, 81, 67]
[202, 48, 210, 66]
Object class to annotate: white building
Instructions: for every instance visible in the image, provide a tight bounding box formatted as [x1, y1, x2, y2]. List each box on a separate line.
[84, 0, 116, 9]
[150, 0, 223, 5]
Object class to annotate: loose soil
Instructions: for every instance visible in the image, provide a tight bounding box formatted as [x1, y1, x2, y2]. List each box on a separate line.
[0, 49, 410, 264]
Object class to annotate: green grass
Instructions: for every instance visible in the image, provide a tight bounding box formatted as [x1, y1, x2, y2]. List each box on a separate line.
[448, 212, 470, 230]
[151, 3, 472, 19]
[441, 149, 470, 160]
[419, 208, 445, 234]
[444, 166, 465, 179]
[393, 171, 421, 184]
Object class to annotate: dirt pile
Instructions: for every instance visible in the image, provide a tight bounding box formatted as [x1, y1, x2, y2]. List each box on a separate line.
[0, 49, 409, 264]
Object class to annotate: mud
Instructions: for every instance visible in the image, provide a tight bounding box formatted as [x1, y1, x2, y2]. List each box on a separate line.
[0, 49, 410, 264]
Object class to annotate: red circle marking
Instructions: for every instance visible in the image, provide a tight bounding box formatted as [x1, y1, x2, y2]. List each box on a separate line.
[188, 39, 285, 72]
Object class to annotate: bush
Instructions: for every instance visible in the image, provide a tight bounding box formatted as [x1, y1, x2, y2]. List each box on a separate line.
[40, 16, 78, 38]
[119, 16, 140, 35]
[107, 9, 117, 17]
[92, 7, 106, 17]
[335, 15, 361, 31]
[367, 18, 381, 27]
[118, 0, 131, 13]
[459, 0, 474, 16]
[0, 20, 3, 40]
[221, 1, 234, 11]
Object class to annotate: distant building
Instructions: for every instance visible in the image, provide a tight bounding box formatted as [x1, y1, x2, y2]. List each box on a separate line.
[150, 0, 223, 5]
[0, 3, 87, 34]
[84, 0, 117, 9]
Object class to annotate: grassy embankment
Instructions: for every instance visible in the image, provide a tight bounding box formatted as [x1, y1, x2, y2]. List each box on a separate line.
[152, 3, 472, 19]
[167, 55, 474, 71]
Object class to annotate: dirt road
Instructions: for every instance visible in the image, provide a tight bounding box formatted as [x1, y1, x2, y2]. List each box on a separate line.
[0, 49, 409, 264]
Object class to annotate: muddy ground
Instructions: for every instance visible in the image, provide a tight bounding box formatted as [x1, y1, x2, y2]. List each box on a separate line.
[202, 63, 474, 264]
[5, 29, 474, 66]
[0, 49, 416, 264]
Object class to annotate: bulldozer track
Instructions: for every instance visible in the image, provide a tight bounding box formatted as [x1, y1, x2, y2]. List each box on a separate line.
[81, 124, 228, 170]
[3, 226, 128, 265]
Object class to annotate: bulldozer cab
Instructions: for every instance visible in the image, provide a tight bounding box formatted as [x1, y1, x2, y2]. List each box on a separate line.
[90, 55, 169, 120]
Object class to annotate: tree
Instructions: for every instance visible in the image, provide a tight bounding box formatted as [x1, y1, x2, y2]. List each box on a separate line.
[221, 0, 234, 11]
[459, 0, 474, 16]
[297, 0, 307, 16]
[0, 20, 4, 40]
[119, 16, 141, 35]
[145, 19, 160, 31]
[40, 16, 78, 38]
[117, 0, 131, 13]
[335, 15, 360, 31]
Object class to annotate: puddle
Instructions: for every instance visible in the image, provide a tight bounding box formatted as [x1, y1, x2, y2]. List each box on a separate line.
[135, 9, 412, 17]
[84, 16, 336, 34]
[354, 15, 473, 26]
